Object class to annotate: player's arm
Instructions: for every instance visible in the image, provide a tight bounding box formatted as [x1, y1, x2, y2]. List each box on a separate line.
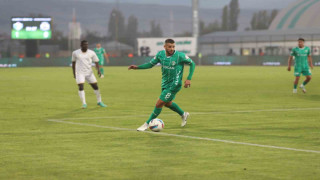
[287, 56, 293, 71]
[181, 54, 196, 88]
[71, 52, 76, 78]
[308, 48, 313, 69]
[103, 49, 110, 64]
[92, 53, 101, 76]
[288, 49, 295, 71]
[128, 55, 159, 70]
[308, 55, 313, 69]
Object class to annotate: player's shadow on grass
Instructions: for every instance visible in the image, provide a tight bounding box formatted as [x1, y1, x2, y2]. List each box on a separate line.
[299, 94, 320, 101]
[47, 107, 99, 120]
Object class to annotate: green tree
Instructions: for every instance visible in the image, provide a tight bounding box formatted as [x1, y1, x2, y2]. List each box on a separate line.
[108, 8, 125, 42]
[228, 0, 240, 31]
[175, 31, 192, 37]
[269, 9, 278, 25]
[125, 15, 138, 46]
[221, 5, 229, 31]
[200, 20, 220, 35]
[250, 9, 278, 30]
[150, 20, 162, 37]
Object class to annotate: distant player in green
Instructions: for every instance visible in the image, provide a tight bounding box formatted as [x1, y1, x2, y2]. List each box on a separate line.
[128, 39, 196, 131]
[94, 43, 110, 78]
[287, 38, 313, 93]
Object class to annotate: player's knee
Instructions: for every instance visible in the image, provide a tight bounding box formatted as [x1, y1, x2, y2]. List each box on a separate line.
[156, 102, 165, 108]
[90, 83, 99, 90]
[78, 84, 84, 91]
[164, 102, 172, 107]
[307, 76, 312, 81]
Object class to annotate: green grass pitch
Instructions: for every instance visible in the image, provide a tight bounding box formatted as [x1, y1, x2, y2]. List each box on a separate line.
[0, 66, 319, 180]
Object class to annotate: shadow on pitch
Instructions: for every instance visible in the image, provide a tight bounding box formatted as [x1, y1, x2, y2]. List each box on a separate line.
[47, 107, 101, 120]
[299, 94, 320, 101]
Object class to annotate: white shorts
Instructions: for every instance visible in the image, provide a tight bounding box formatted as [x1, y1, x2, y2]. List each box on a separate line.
[76, 72, 97, 84]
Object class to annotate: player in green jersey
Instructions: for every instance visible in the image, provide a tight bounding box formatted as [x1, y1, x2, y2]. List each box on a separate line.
[288, 38, 313, 93]
[128, 39, 196, 131]
[94, 43, 110, 78]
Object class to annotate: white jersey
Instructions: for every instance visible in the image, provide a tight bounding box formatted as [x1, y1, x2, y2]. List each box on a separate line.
[72, 49, 99, 75]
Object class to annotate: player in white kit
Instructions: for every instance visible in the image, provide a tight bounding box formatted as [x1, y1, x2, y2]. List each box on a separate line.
[72, 40, 107, 109]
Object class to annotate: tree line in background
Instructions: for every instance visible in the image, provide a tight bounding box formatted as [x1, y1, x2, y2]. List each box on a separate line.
[187, 0, 277, 35]
[107, 8, 162, 47]
[18, 0, 277, 50]
[175, 0, 240, 36]
[35, 9, 163, 50]
[249, 9, 278, 30]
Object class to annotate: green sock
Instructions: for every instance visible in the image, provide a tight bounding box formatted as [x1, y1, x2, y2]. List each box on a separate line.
[146, 107, 162, 124]
[303, 81, 308, 86]
[294, 84, 297, 89]
[168, 102, 184, 116]
[100, 68, 104, 75]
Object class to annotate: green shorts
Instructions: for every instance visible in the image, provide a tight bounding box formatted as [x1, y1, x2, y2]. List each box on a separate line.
[159, 88, 179, 103]
[98, 59, 104, 66]
[294, 68, 311, 77]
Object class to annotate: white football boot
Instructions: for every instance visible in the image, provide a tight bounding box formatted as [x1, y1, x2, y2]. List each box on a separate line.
[300, 84, 306, 93]
[100, 75, 104, 78]
[293, 89, 297, 94]
[181, 112, 190, 127]
[137, 122, 149, 131]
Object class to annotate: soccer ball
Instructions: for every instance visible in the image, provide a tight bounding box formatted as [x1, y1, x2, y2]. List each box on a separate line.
[148, 118, 164, 132]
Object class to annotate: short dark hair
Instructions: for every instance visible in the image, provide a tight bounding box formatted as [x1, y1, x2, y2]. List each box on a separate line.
[81, 40, 88, 44]
[165, 39, 175, 44]
[298, 38, 305, 42]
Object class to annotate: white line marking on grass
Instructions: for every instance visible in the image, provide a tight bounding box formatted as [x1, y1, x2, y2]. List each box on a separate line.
[55, 107, 320, 121]
[191, 107, 320, 115]
[47, 119, 320, 154]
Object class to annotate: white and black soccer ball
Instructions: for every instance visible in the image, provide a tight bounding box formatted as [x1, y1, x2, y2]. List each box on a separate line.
[148, 118, 164, 132]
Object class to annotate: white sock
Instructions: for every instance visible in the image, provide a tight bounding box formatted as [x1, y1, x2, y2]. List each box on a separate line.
[94, 90, 102, 103]
[78, 90, 86, 105]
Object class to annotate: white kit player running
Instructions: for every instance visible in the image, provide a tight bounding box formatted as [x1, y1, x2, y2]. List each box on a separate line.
[72, 40, 107, 109]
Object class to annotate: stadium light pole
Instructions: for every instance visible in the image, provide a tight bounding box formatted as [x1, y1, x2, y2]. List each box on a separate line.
[192, 0, 199, 63]
[192, 0, 199, 38]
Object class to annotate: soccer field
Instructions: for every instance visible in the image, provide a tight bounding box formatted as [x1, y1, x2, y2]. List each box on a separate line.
[0, 66, 319, 180]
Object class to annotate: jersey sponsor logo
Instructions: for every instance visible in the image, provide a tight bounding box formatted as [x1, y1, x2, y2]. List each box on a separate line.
[297, 53, 307, 57]
[163, 66, 175, 70]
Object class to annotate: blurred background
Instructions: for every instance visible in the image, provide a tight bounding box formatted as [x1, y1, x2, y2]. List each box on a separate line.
[1, 0, 320, 67]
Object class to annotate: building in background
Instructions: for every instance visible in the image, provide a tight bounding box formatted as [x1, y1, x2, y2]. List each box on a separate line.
[137, 37, 197, 57]
[199, 0, 320, 56]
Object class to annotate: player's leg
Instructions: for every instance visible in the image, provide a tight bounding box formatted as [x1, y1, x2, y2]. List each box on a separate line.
[300, 73, 312, 93]
[303, 75, 312, 85]
[137, 99, 165, 131]
[76, 74, 87, 108]
[89, 83, 107, 107]
[78, 83, 87, 109]
[293, 75, 300, 94]
[99, 59, 104, 78]
[87, 73, 107, 107]
[164, 101, 189, 127]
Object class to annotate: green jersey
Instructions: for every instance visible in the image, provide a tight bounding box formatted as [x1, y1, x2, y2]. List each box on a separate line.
[94, 48, 106, 61]
[290, 46, 310, 69]
[150, 50, 194, 91]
